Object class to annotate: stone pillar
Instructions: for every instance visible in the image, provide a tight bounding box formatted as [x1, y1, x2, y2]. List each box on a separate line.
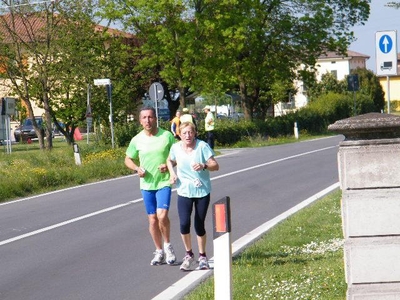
[328, 112, 400, 299]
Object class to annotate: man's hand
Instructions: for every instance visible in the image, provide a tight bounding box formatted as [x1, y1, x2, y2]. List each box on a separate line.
[158, 164, 168, 173]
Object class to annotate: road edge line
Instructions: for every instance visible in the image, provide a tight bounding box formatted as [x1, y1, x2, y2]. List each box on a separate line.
[151, 182, 340, 300]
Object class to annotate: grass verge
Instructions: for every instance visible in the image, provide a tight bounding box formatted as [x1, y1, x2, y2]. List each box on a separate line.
[184, 189, 345, 300]
[0, 138, 131, 202]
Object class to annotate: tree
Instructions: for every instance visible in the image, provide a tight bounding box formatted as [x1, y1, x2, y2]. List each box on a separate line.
[307, 73, 347, 100]
[47, 1, 137, 145]
[386, 2, 400, 9]
[99, 0, 204, 117]
[350, 68, 385, 112]
[304, 68, 384, 115]
[0, 0, 136, 149]
[99, 0, 370, 120]
[204, 0, 370, 119]
[0, 2, 57, 149]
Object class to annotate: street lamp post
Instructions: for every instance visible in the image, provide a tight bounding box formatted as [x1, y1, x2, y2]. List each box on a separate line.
[107, 84, 115, 149]
[225, 94, 234, 116]
[94, 78, 115, 148]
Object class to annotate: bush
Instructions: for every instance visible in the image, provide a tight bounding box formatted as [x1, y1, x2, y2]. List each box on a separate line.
[110, 91, 379, 148]
[114, 122, 141, 147]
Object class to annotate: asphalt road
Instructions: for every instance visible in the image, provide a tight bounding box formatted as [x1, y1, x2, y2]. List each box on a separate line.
[0, 135, 343, 300]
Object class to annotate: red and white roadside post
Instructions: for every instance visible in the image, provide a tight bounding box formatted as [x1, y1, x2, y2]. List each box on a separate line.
[212, 196, 232, 300]
[73, 143, 81, 165]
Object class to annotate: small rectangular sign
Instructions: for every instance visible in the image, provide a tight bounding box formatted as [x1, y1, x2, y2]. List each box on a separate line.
[94, 78, 111, 86]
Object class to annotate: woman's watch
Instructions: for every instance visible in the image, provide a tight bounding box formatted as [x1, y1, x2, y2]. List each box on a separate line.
[203, 163, 208, 170]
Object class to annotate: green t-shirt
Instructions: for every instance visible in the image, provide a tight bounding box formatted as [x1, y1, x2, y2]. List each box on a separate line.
[126, 128, 175, 190]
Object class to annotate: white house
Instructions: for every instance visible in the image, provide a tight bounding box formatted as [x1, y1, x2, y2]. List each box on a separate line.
[274, 50, 370, 116]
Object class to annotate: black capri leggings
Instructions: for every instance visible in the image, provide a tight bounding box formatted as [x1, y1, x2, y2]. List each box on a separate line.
[177, 194, 210, 236]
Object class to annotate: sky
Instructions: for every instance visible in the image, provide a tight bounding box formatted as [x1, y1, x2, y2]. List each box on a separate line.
[350, 1, 400, 72]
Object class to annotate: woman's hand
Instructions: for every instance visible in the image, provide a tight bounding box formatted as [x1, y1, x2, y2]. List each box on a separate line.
[170, 174, 177, 184]
[191, 162, 205, 171]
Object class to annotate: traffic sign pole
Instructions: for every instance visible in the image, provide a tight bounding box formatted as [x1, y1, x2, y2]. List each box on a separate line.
[149, 82, 165, 127]
[387, 76, 391, 114]
[86, 84, 91, 145]
[94, 78, 115, 148]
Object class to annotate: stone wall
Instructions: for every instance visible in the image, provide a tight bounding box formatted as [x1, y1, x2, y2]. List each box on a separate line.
[329, 113, 400, 300]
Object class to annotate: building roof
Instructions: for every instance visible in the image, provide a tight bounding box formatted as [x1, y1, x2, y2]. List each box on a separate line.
[0, 13, 135, 43]
[318, 50, 370, 60]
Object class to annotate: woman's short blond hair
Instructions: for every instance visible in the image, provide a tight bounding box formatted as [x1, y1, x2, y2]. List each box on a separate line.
[179, 121, 196, 133]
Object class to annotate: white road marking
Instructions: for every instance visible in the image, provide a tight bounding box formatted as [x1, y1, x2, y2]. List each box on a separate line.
[0, 144, 337, 248]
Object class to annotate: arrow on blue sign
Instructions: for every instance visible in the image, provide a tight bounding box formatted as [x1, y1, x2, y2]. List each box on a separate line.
[379, 35, 393, 53]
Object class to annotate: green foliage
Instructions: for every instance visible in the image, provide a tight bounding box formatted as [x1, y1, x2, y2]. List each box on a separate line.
[386, 2, 400, 9]
[304, 92, 352, 122]
[0, 1, 141, 149]
[307, 73, 347, 99]
[351, 68, 385, 112]
[113, 122, 141, 147]
[109, 83, 382, 147]
[306, 67, 385, 116]
[214, 120, 258, 146]
[110, 118, 173, 148]
[99, 0, 370, 119]
[390, 100, 400, 112]
[0, 140, 130, 202]
[190, 90, 378, 147]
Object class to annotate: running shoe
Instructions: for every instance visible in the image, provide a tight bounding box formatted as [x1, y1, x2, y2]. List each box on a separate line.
[150, 249, 165, 266]
[198, 256, 210, 270]
[165, 244, 176, 265]
[180, 254, 195, 271]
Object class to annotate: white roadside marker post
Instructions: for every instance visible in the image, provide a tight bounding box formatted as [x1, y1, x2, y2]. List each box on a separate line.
[294, 122, 299, 139]
[73, 143, 81, 165]
[213, 196, 232, 300]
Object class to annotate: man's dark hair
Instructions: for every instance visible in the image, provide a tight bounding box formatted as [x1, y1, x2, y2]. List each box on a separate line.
[140, 106, 156, 115]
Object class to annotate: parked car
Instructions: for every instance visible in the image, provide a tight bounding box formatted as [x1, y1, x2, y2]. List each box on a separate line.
[217, 113, 229, 120]
[230, 112, 245, 121]
[52, 121, 65, 136]
[158, 108, 171, 121]
[216, 112, 245, 121]
[14, 116, 44, 142]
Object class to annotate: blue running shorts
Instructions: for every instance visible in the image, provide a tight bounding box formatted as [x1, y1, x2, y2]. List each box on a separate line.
[141, 187, 172, 215]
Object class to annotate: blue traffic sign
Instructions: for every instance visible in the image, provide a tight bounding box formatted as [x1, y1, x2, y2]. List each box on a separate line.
[376, 30, 397, 76]
[379, 35, 393, 53]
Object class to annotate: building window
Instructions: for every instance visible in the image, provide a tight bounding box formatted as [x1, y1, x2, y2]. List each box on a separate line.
[331, 70, 337, 79]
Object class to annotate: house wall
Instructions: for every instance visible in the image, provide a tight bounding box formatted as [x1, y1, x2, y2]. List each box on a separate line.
[378, 56, 400, 109]
[315, 58, 350, 81]
[274, 58, 353, 116]
[275, 54, 369, 117]
[349, 57, 367, 70]
[379, 76, 400, 109]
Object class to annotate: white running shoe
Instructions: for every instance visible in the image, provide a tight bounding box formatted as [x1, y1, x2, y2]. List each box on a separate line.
[150, 249, 165, 266]
[198, 256, 210, 270]
[180, 254, 195, 271]
[165, 244, 176, 265]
